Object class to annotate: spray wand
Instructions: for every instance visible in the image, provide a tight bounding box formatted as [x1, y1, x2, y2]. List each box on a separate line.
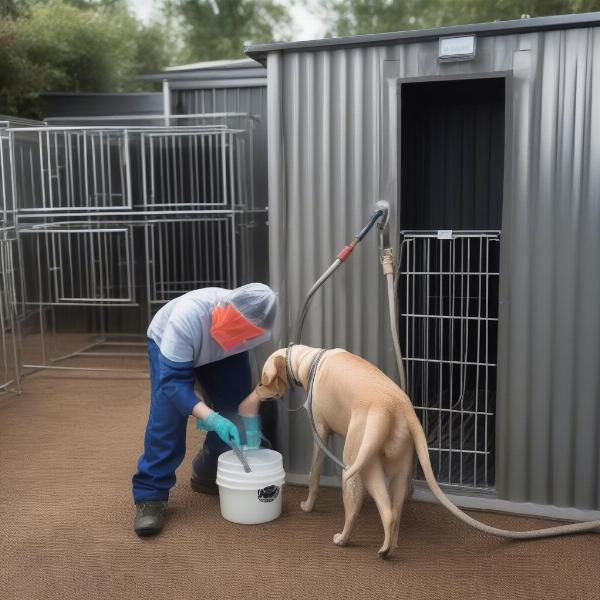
[294, 200, 406, 390]
[295, 201, 390, 341]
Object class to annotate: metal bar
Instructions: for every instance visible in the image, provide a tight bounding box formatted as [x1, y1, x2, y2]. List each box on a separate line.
[21, 301, 141, 308]
[401, 230, 501, 237]
[97, 341, 146, 347]
[39, 131, 46, 209]
[41, 112, 249, 124]
[23, 363, 148, 374]
[401, 313, 498, 321]
[145, 223, 153, 323]
[17, 209, 264, 218]
[438, 239, 443, 477]
[162, 79, 171, 127]
[118, 133, 126, 208]
[77, 352, 146, 358]
[7, 122, 239, 132]
[413, 406, 495, 416]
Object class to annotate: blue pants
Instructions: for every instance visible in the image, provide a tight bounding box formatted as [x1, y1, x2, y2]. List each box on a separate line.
[132, 339, 252, 502]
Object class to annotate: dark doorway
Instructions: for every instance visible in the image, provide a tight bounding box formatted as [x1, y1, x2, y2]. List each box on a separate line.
[400, 77, 505, 231]
[398, 78, 505, 489]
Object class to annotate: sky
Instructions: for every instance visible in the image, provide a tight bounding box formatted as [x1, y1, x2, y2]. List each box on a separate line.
[127, 0, 325, 41]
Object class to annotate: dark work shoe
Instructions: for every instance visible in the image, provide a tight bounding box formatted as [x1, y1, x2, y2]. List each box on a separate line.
[134, 501, 167, 537]
[191, 445, 220, 495]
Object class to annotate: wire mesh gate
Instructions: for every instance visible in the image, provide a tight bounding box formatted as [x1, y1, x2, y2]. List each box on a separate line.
[19, 227, 135, 305]
[145, 217, 236, 318]
[0, 123, 21, 394]
[9, 128, 132, 211]
[0, 234, 21, 395]
[399, 231, 500, 490]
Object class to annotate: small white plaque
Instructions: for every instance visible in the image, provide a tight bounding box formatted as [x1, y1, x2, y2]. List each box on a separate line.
[437, 230, 453, 240]
[439, 36, 476, 62]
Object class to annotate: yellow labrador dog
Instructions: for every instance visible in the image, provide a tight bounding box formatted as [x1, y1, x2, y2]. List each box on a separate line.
[256, 344, 600, 558]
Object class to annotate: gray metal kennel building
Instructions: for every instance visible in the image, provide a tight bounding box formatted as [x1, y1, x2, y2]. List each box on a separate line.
[246, 12, 600, 519]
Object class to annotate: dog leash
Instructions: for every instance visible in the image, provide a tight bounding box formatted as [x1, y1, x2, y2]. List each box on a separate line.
[286, 343, 347, 471]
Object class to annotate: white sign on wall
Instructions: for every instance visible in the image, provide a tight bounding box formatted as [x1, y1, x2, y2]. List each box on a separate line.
[438, 36, 477, 62]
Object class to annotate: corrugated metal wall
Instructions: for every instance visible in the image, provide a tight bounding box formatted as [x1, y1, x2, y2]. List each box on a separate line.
[266, 26, 600, 512]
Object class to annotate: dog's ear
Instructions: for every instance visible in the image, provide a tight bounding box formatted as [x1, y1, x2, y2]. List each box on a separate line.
[273, 355, 286, 379]
[261, 353, 286, 386]
[261, 356, 278, 386]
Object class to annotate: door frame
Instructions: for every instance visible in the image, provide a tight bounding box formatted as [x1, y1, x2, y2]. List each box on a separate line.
[381, 64, 514, 496]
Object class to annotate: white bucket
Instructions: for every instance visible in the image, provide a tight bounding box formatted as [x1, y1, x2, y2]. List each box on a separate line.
[216, 449, 286, 525]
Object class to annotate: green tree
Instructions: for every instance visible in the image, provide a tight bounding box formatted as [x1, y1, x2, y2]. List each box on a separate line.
[0, 0, 20, 17]
[322, 0, 600, 37]
[0, 0, 173, 118]
[322, 0, 438, 37]
[170, 0, 291, 62]
[432, 0, 600, 27]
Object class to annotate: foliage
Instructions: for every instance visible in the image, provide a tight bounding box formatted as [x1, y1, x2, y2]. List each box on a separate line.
[4, 0, 599, 119]
[322, 0, 600, 37]
[170, 0, 292, 62]
[0, 0, 20, 17]
[0, 0, 173, 118]
[433, 0, 600, 27]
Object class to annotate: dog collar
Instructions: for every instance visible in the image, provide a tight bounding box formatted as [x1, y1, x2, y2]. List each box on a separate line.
[285, 343, 302, 387]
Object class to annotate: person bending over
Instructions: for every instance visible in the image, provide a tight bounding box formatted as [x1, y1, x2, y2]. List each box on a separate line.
[132, 283, 277, 537]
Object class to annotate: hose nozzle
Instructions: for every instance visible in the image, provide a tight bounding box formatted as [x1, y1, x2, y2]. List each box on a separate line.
[355, 200, 391, 242]
[374, 200, 391, 251]
[374, 200, 390, 231]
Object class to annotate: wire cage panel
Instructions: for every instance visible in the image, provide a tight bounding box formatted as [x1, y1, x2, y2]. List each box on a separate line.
[146, 218, 236, 309]
[399, 231, 501, 490]
[22, 228, 135, 305]
[141, 129, 250, 209]
[0, 238, 21, 393]
[0, 129, 14, 225]
[10, 128, 132, 211]
[52, 228, 135, 304]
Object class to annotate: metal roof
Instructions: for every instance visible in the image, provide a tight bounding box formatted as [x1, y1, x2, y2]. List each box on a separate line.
[139, 57, 266, 89]
[245, 11, 600, 63]
[39, 92, 163, 119]
[164, 58, 258, 72]
[0, 114, 43, 127]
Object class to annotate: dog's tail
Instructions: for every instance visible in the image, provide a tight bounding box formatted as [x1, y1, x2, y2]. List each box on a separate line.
[343, 409, 390, 481]
[405, 405, 600, 539]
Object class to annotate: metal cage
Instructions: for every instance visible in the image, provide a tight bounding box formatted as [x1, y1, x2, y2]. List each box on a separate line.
[2, 116, 262, 378]
[399, 231, 500, 489]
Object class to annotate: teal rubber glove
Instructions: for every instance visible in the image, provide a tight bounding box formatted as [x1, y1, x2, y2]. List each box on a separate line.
[240, 415, 262, 449]
[196, 412, 241, 448]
